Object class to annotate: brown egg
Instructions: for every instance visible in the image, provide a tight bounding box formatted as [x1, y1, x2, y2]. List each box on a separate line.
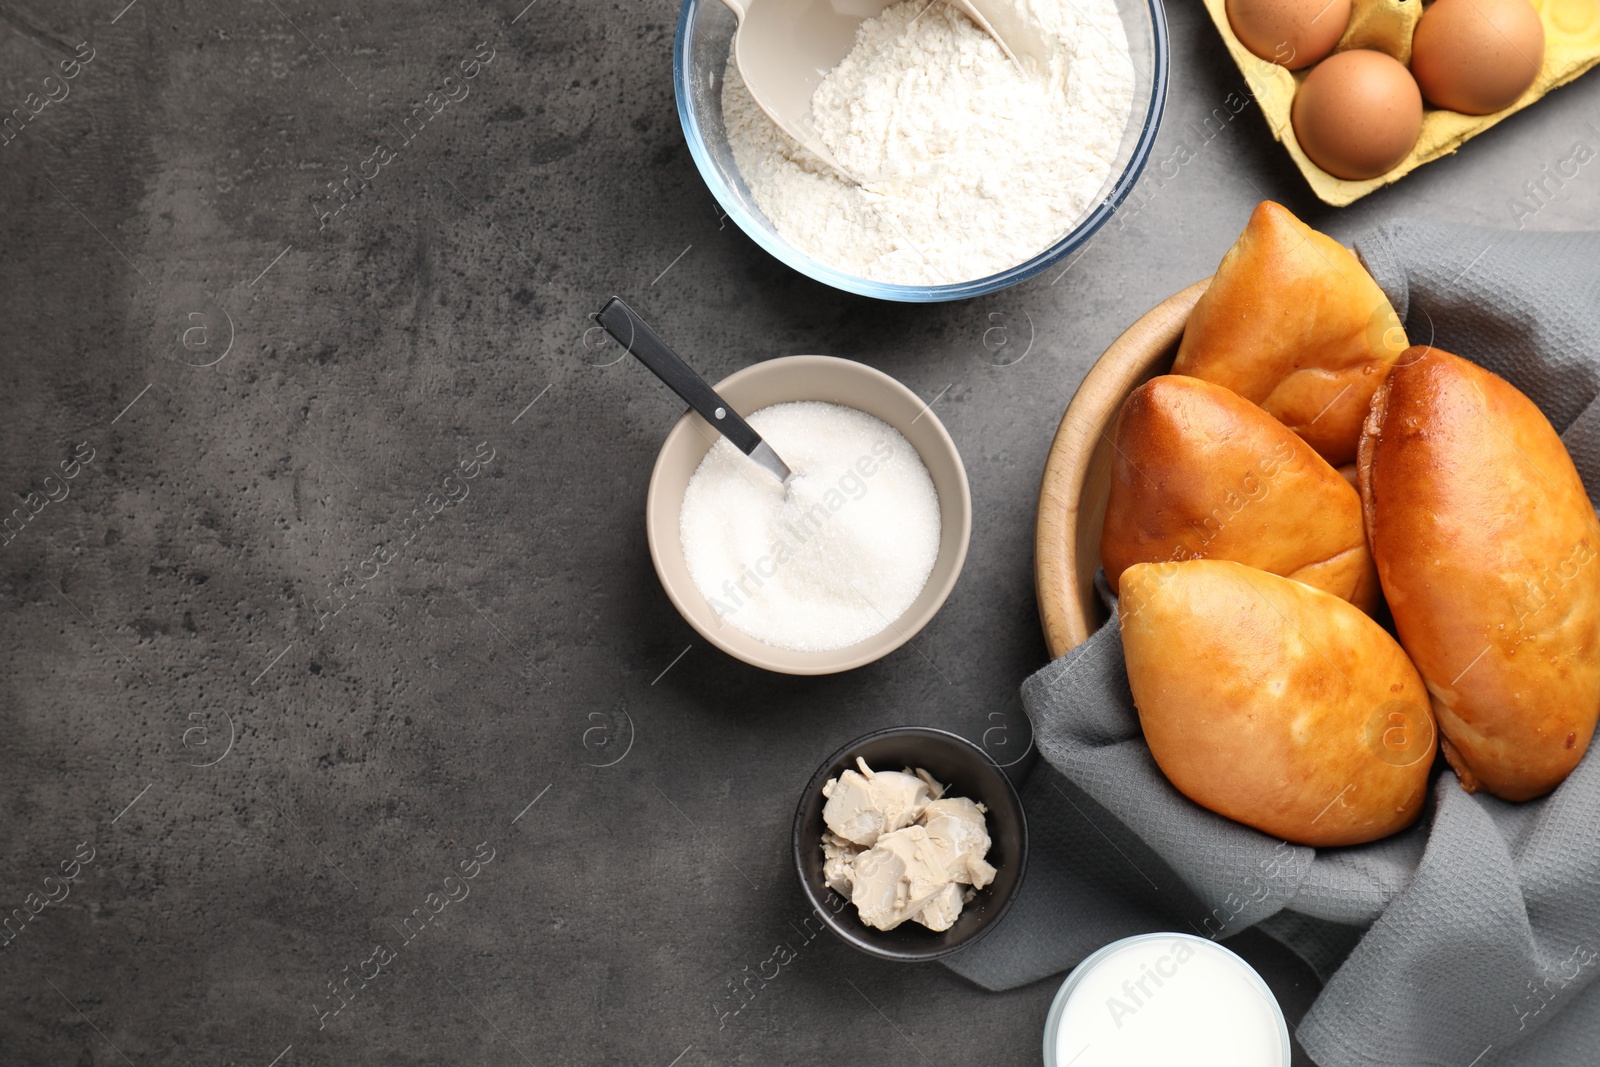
[1227, 0, 1352, 69]
[1411, 0, 1545, 115]
[1292, 50, 1423, 180]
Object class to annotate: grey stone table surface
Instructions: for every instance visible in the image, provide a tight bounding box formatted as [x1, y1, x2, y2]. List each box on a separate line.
[2, 0, 1597, 1064]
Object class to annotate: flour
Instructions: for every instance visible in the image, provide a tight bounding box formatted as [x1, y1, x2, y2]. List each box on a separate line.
[721, 0, 1136, 286]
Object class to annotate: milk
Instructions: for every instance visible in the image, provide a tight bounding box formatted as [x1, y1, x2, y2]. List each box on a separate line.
[1046, 934, 1289, 1066]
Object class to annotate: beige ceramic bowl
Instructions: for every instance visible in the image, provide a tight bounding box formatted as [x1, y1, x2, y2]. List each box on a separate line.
[646, 355, 971, 675]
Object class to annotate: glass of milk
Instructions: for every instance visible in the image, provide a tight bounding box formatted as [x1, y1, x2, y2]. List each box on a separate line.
[1043, 933, 1291, 1066]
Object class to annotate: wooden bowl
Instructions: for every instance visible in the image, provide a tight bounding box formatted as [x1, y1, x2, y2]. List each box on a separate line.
[1035, 279, 1210, 659]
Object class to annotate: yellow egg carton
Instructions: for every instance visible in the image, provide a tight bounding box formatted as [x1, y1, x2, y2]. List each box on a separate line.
[1202, 0, 1600, 204]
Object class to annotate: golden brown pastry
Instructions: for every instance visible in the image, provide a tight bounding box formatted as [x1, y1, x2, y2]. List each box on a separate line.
[1359, 347, 1600, 801]
[1120, 559, 1435, 846]
[1101, 375, 1380, 613]
[1172, 201, 1409, 466]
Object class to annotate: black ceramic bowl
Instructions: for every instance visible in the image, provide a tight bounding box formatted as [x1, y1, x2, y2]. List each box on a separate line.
[792, 726, 1028, 962]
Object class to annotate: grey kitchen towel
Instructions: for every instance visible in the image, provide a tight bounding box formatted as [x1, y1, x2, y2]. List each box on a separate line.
[945, 221, 1600, 1067]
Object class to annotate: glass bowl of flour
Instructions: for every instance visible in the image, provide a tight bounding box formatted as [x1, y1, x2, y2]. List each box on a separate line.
[673, 0, 1169, 301]
[645, 355, 972, 674]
